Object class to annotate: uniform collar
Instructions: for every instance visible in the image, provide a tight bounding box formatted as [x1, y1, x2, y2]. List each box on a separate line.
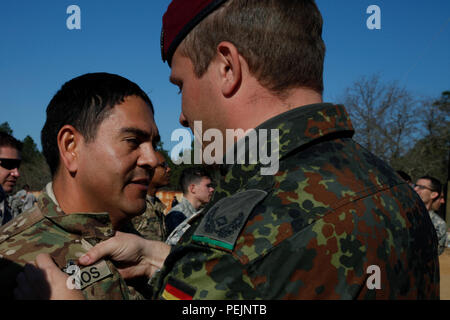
[256, 103, 354, 160]
[215, 103, 355, 197]
[38, 185, 115, 241]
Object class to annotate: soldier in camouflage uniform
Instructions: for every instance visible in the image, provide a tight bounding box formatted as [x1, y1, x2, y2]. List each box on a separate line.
[165, 167, 214, 243]
[0, 183, 138, 299]
[414, 176, 447, 255]
[15, 0, 439, 300]
[0, 132, 22, 226]
[132, 151, 170, 241]
[1, 72, 160, 299]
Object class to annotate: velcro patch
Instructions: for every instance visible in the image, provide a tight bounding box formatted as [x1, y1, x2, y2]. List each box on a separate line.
[193, 189, 267, 251]
[64, 260, 113, 290]
[78, 260, 112, 290]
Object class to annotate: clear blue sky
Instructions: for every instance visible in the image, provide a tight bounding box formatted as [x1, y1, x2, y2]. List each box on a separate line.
[0, 0, 449, 152]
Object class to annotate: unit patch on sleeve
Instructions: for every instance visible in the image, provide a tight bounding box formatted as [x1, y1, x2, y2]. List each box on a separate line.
[192, 189, 267, 251]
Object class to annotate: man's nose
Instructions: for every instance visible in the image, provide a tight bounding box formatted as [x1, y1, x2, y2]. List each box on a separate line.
[10, 167, 20, 178]
[138, 144, 158, 169]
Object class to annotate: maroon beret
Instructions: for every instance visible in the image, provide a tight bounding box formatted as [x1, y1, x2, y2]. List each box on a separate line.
[161, 0, 228, 66]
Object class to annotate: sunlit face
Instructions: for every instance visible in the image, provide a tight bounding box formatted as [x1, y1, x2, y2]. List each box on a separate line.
[76, 95, 159, 223]
[193, 177, 215, 205]
[151, 152, 171, 188]
[431, 192, 445, 212]
[414, 178, 437, 207]
[0, 146, 21, 193]
[170, 48, 220, 136]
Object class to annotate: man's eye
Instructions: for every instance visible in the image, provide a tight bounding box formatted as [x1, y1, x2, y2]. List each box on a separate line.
[126, 138, 139, 147]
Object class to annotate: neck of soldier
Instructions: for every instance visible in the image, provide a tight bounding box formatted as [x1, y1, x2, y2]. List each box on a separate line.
[218, 82, 323, 153]
[147, 183, 158, 198]
[52, 173, 127, 230]
[184, 193, 203, 211]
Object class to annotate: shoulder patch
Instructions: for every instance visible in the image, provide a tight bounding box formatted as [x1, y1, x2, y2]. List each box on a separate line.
[192, 189, 267, 251]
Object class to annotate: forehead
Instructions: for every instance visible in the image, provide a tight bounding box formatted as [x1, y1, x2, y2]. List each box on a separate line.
[0, 146, 20, 158]
[200, 176, 211, 184]
[100, 95, 158, 137]
[169, 49, 193, 83]
[416, 179, 431, 187]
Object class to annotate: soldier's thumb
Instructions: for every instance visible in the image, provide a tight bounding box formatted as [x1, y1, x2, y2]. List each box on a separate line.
[35, 253, 58, 271]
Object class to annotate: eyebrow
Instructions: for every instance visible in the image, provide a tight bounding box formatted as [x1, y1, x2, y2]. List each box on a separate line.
[120, 127, 151, 140]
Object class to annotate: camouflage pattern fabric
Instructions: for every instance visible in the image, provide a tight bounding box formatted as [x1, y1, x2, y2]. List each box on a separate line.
[132, 195, 167, 241]
[165, 210, 202, 246]
[0, 186, 145, 300]
[429, 210, 447, 255]
[151, 103, 439, 300]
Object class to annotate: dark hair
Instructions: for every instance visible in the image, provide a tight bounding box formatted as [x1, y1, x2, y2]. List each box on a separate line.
[0, 131, 23, 152]
[180, 167, 212, 194]
[397, 170, 411, 183]
[23, 184, 30, 191]
[419, 175, 442, 198]
[41, 73, 154, 176]
[180, 0, 325, 95]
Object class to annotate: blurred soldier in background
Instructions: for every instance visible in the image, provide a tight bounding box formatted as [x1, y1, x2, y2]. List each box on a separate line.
[132, 151, 171, 241]
[415, 176, 447, 255]
[0, 132, 22, 226]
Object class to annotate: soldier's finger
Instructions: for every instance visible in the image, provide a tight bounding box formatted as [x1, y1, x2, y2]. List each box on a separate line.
[35, 253, 59, 271]
[78, 237, 117, 266]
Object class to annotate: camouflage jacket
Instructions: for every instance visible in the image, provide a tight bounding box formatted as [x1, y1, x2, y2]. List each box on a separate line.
[132, 195, 167, 241]
[429, 210, 447, 255]
[151, 103, 439, 300]
[0, 184, 144, 300]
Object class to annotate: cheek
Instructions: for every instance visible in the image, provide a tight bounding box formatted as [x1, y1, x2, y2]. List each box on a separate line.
[0, 171, 8, 184]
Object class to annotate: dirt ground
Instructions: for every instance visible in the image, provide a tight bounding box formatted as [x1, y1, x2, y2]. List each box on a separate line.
[440, 248, 450, 299]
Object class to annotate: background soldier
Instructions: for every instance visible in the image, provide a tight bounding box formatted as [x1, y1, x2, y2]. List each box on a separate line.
[414, 176, 448, 255]
[0, 132, 22, 226]
[165, 167, 214, 245]
[132, 151, 171, 241]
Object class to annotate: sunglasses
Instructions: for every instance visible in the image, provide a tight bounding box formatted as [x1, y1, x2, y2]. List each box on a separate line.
[414, 184, 436, 192]
[0, 158, 21, 170]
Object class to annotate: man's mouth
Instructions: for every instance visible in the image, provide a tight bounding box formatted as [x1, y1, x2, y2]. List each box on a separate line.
[130, 178, 150, 186]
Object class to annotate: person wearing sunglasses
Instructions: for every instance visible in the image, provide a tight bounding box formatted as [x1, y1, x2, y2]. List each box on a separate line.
[0, 131, 22, 226]
[414, 176, 448, 255]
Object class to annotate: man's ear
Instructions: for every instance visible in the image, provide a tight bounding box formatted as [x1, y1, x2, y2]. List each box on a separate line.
[57, 125, 82, 175]
[188, 183, 197, 195]
[431, 191, 439, 202]
[216, 41, 242, 97]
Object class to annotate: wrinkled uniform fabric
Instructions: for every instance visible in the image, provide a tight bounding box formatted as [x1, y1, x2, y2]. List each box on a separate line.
[132, 195, 167, 241]
[152, 103, 439, 300]
[429, 210, 447, 255]
[165, 198, 202, 236]
[166, 209, 202, 246]
[0, 184, 145, 299]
